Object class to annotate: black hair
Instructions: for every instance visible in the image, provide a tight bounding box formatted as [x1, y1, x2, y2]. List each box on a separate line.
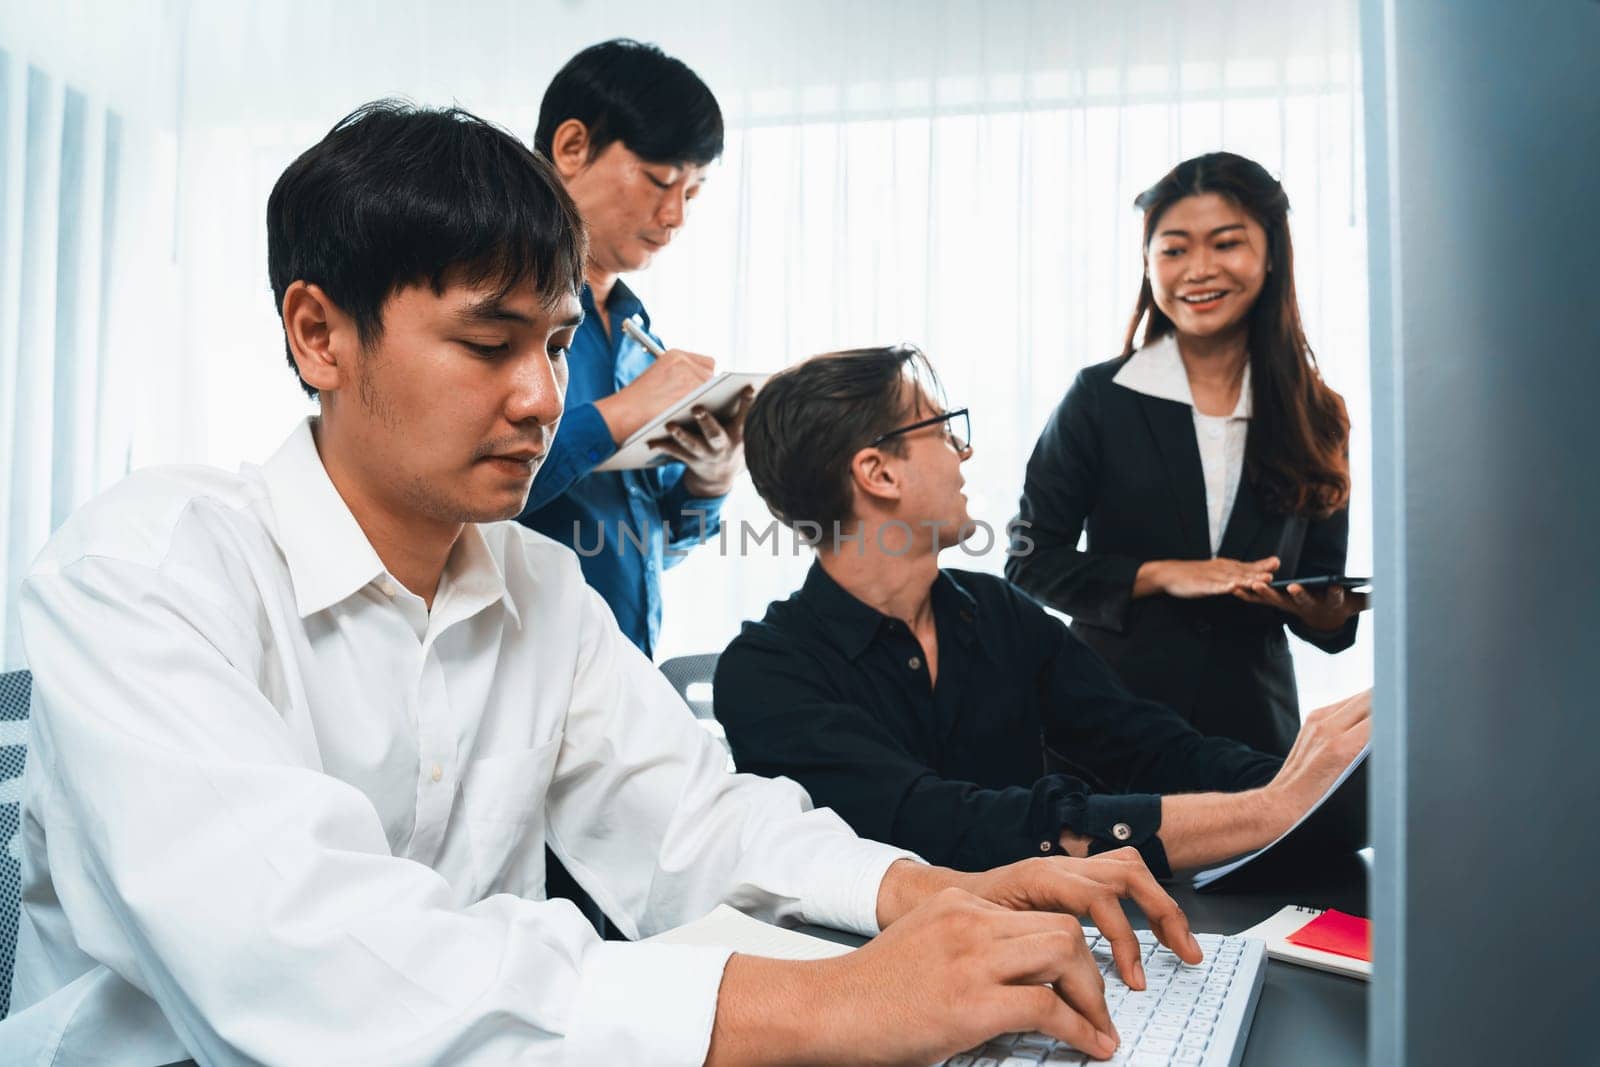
[534, 38, 723, 166]
[267, 100, 587, 398]
[745, 346, 943, 535]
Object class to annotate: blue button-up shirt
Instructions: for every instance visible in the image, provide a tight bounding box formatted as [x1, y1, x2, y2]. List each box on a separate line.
[517, 281, 725, 656]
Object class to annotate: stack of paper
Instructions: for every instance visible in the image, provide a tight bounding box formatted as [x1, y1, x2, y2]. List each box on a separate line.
[646, 904, 854, 960]
[1235, 905, 1372, 980]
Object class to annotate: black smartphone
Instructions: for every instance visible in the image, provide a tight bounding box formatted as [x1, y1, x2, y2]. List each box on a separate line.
[1267, 575, 1372, 591]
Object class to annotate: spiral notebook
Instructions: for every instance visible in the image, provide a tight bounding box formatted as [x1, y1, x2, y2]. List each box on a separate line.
[1235, 905, 1372, 981]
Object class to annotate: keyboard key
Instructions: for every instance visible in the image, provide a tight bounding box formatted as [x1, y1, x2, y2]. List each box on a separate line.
[1044, 1050, 1089, 1065]
[999, 1055, 1047, 1066]
[943, 1056, 976, 1067]
[1136, 1036, 1178, 1056]
[1014, 1033, 1056, 1049]
[1175, 1047, 1206, 1063]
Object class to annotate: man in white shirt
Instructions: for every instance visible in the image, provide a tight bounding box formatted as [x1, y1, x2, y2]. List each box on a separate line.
[2, 102, 1201, 1065]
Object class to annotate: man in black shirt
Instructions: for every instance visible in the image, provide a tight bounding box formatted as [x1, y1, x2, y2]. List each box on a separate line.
[717, 345, 1370, 877]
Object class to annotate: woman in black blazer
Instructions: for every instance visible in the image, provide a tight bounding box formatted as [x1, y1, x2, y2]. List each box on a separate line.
[1006, 152, 1367, 757]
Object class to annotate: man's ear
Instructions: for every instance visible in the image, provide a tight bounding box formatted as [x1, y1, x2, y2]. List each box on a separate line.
[548, 118, 593, 180]
[848, 447, 903, 510]
[282, 281, 357, 395]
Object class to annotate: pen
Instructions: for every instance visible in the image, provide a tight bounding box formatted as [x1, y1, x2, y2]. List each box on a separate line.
[620, 316, 668, 359]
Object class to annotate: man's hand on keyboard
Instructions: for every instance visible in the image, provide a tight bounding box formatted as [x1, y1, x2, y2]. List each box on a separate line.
[959, 848, 1204, 987]
[708, 851, 1202, 1066]
[874, 851, 1200, 992]
[717, 886, 1122, 1065]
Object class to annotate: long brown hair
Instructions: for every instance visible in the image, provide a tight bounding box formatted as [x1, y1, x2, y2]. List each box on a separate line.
[1121, 152, 1350, 518]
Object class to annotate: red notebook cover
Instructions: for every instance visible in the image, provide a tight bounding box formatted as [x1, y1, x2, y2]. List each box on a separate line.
[1284, 909, 1372, 962]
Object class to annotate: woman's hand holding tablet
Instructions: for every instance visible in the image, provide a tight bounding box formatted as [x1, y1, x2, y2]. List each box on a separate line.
[1236, 575, 1371, 630]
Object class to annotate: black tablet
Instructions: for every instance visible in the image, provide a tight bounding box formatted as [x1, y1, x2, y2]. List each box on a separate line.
[1268, 574, 1372, 592]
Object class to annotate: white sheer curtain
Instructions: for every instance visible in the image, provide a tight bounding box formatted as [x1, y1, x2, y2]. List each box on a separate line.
[0, 3, 183, 668]
[641, 1, 1374, 709]
[1, 0, 1371, 704]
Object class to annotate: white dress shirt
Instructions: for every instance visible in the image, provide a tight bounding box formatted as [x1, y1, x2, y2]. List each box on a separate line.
[1113, 334, 1254, 555]
[3, 419, 914, 1065]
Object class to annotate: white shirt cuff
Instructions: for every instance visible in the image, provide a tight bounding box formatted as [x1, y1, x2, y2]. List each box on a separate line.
[805, 837, 925, 937]
[565, 941, 733, 1064]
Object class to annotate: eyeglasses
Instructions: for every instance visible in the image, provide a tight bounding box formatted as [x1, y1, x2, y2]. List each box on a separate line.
[868, 407, 971, 453]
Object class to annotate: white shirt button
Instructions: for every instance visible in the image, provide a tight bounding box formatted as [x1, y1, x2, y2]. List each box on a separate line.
[907, 656, 922, 670]
[1112, 822, 1133, 841]
[378, 577, 399, 598]
[430, 763, 443, 783]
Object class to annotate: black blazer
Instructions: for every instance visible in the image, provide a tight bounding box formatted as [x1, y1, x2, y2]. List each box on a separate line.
[1005, 355, 1358, 757]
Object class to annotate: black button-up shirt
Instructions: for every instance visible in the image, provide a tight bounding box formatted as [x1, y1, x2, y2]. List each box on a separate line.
[714, 563, 1281, 877]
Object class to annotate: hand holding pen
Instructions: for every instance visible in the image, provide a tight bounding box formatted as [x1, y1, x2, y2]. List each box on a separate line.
[593, 316, 716, 444]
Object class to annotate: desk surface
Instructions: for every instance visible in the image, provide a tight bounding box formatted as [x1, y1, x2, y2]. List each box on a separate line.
[1155, 856, 1367, 1067]
[802, 855, 1369, 1067]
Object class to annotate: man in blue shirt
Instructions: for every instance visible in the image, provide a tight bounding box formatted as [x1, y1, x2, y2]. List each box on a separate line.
[518, 39, 748, 657]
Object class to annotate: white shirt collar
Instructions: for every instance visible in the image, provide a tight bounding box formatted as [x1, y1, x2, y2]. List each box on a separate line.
[1113, 333, 1253, 418]
[258, 417, 518, 626]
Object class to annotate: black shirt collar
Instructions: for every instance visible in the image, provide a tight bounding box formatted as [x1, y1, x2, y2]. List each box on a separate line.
[799, 560, 979, 660]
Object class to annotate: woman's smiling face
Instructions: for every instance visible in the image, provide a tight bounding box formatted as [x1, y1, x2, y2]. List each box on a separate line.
[1146, 192, 1270, 342]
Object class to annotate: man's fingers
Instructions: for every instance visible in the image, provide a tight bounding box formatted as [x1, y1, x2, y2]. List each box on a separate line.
[980, 906, 1086, 944]
[646, 437, 695, 463]
[647, 424, 709, 462]
[1000, 984, 1119, 1061]
[665, 347, 717, 373]
[1092, 850, 1203, 965]
[1327, 689, 1372, 730]
[691, 407, 730, 450]
[723, 387, 757, 434]
[1078, 891, 1145, 990]
[1347, 714, 1373, 747]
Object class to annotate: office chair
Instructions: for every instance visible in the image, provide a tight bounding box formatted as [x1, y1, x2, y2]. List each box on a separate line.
[1, 668, 32, 1019]
[656, 653, 719, 719]
[656, 654, 731, 766]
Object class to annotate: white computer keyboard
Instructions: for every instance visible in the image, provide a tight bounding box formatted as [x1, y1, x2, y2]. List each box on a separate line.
[937, 927, 1266, 1067]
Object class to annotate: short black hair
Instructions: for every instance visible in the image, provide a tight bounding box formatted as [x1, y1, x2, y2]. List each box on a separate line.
[267, 100, 587, 398]
[534, 38, 723, 166]
[745, 346, 943, 535]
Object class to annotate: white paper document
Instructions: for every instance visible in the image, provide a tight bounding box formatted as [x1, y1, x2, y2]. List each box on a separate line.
[1192, 742, 1370, 890]
[645, 904, 854, 960]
